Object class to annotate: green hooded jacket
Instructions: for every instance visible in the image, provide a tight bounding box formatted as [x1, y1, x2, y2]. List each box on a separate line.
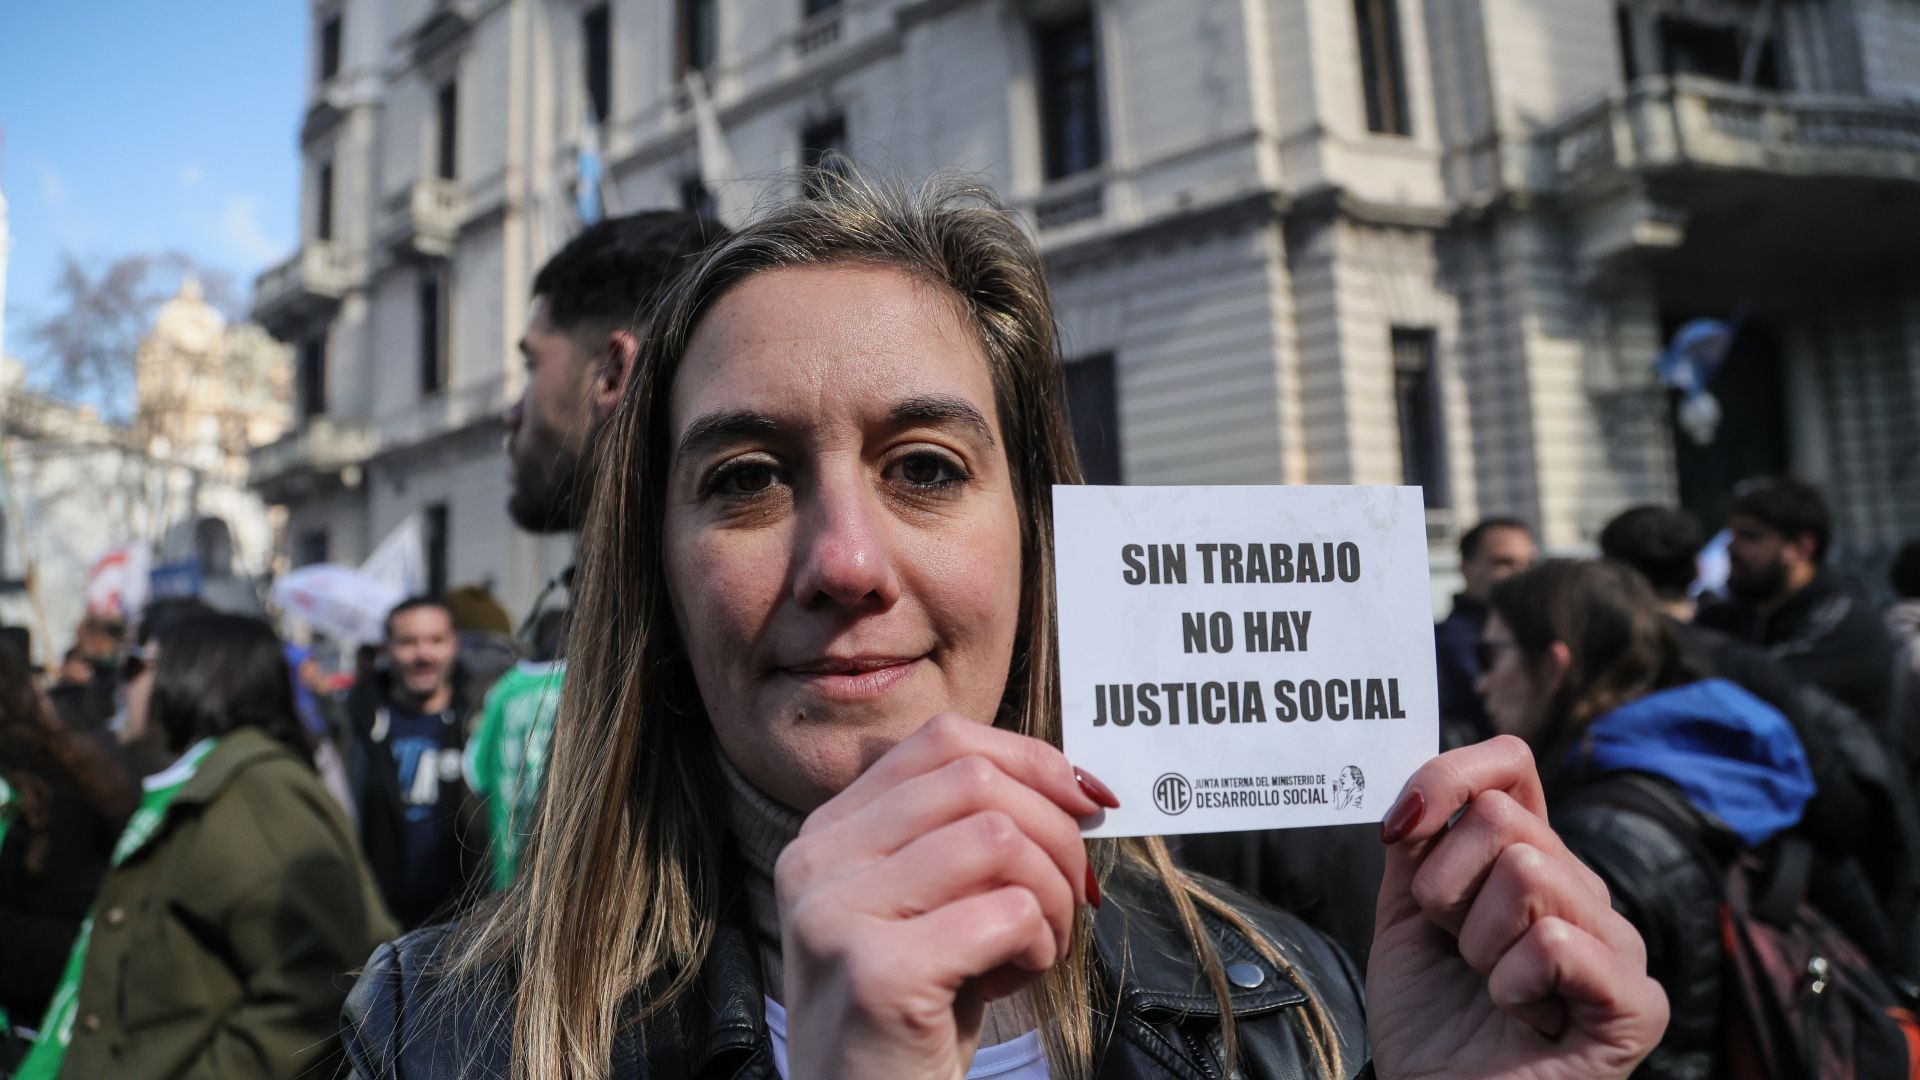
[56, 729, 397, 1079]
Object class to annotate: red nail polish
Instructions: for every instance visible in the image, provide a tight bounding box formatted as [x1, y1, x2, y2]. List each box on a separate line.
[1380, 790, 1426, 845]
[1085, 864, 1103, 909]
[1076, 768, 1121, 809]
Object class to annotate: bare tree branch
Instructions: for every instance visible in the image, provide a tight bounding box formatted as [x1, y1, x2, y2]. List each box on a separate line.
[23, 252, 239, 426]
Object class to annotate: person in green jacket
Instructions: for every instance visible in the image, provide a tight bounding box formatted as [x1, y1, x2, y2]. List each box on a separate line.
[32, 613, 396, 1080]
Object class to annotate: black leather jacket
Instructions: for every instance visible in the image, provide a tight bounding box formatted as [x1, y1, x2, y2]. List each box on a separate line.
[1553, 773, 1727, 1080]
[340, 871, 1373, 1079]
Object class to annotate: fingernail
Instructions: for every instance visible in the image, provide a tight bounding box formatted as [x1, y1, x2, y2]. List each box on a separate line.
[1380, 790, 1426, 845]
[1085, 864, 1103, 909]
[1076, 768, 1121, 809]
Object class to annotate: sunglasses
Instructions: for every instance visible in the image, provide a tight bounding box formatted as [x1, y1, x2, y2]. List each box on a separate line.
[1474, 639, 1519, 671]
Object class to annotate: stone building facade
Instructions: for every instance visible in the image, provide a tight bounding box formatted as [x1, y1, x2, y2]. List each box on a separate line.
[253, 0, 1920, 621]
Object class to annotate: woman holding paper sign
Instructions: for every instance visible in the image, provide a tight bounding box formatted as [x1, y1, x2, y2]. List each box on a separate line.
[341, 173, 1664, 1079]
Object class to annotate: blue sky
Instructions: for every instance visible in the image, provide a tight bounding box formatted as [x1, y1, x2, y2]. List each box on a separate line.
[1, 2, 305, 358]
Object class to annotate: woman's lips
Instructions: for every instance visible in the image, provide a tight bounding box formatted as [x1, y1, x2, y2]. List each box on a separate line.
[780, 656, 923, 701]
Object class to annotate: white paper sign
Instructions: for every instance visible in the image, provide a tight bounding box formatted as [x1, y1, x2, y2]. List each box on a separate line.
[1054, 485, 1439, 838]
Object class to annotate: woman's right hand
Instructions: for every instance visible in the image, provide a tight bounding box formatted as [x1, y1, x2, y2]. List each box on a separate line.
[775, 713, 1110, 1080]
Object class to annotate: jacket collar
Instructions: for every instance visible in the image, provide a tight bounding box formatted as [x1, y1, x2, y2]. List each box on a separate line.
[654, 868, 1309, 1077]
[686, 888, 773, 1076]
[174, 728, 298, 807]
[1093, 870, 1308, 1022]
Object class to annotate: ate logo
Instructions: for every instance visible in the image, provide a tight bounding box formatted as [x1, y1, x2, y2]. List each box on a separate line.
[1152, 773, 1192, 815]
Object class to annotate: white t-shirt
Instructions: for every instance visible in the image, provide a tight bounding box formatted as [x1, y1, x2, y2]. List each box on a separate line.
[763, 997, 1051, 1079]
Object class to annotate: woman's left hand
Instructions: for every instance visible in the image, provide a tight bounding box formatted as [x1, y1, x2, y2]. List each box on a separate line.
[1365, 736, 1668, 1079]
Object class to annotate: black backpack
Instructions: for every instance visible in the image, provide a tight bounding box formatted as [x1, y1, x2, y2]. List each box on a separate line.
[1592, 772, 1920, 1080]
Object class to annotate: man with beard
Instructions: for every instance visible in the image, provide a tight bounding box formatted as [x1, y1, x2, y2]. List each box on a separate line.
[1698, 476, 1897, 730]
[347, 596, 483, 928]
[473, 211, 727, 888]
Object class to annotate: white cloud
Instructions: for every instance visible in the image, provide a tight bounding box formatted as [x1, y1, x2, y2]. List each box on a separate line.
[178, 163, 205, 189]
[220, 195, 287, 267]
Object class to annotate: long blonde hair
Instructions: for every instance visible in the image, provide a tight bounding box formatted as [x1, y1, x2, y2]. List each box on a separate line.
[453, 172, 1345, 1079]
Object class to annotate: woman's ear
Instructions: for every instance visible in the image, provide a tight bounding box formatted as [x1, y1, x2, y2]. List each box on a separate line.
[1541, 640, 1573, 696]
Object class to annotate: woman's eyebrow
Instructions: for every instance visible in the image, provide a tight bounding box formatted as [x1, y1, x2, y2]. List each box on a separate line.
[889, 394, 995, 447]
[676, 409, 782, 460]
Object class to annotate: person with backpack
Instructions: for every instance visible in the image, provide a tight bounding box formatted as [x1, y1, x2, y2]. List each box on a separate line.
[1479, 559, 1823, 1078]
[1602, 505, 1920, 975]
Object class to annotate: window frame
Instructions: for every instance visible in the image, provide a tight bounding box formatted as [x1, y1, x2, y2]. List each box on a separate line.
[583, 4, 612, 124]
[1354, 0, 1413, 137]
[1390, 327, 1448, 507]
[1033, 11, 1105, 182]
[1062, 352, 1123, 485]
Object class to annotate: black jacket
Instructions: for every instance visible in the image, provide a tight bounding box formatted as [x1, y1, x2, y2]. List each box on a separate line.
[0, 773, 125, 1030]
[340, 870, 1373, 1079]
[1434, 594, 1493, 748]
[1697, 571, 1897, 731]
[343, 668, 486, 929]
[1553, 772, 1728, 1080]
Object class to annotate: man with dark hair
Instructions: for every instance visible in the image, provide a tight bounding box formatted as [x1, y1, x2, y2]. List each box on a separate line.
[1605, 504, 1920, 972]
[1697, 475, 1896, 726]
[345, 596, 482, 927]
[1598, 505, 1704, 604]
[505, 210, 729, 534]
[474, 211, 728, 892]
[1435, 517, 1536, 746]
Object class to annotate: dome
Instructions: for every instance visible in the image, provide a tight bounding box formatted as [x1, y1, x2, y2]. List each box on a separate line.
[149, 277, 225, 354]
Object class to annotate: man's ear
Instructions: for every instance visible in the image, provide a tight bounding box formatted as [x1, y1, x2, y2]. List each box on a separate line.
[1788, 532, 1819, 569]
[591, 329, 641, 422]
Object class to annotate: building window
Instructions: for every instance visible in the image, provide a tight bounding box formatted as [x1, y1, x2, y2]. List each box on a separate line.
[1034, 12, 1104, 181]
[295, 529, 330, 568]
[418, 267, 448, 396]
[435, 82, 459, 180]
[681, 0, 717, 75]
[583, 4, 612, 124]
[319, 14, 343, 82]
[805, 0, 841, 14]
[680, 174, 717, 219]
[1355, 0, 1412, 136]
[316, 162, 335, 241]
[424, 503, 450, 597]
[800, 114, 849, 198]
[1664, 17, 1780, 87]
[299, 335, 328, 420]
[1063, 353, 1122, 484]
[1391, 328, 1448, 507]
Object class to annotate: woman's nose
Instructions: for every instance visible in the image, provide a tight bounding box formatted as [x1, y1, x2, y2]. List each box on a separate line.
[791, 480, 901, 611]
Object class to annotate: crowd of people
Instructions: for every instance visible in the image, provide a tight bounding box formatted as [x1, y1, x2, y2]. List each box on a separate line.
[2, 169, 1918, 1078]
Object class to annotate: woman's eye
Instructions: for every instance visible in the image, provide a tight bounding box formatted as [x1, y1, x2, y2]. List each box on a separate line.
[895, 453, 966, 488]
[713, 462, 779, 497]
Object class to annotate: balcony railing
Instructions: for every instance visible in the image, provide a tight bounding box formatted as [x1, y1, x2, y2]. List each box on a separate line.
[249, 416, 378, 501]
[377, 178, 462, 259]
[374, 374, 508, 451]
[1538, 75, 1920, 194]
[252, 243, 352, 340]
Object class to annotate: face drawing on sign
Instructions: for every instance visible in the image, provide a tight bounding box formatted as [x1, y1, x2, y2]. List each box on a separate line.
[1332, 765, 1365, 810]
